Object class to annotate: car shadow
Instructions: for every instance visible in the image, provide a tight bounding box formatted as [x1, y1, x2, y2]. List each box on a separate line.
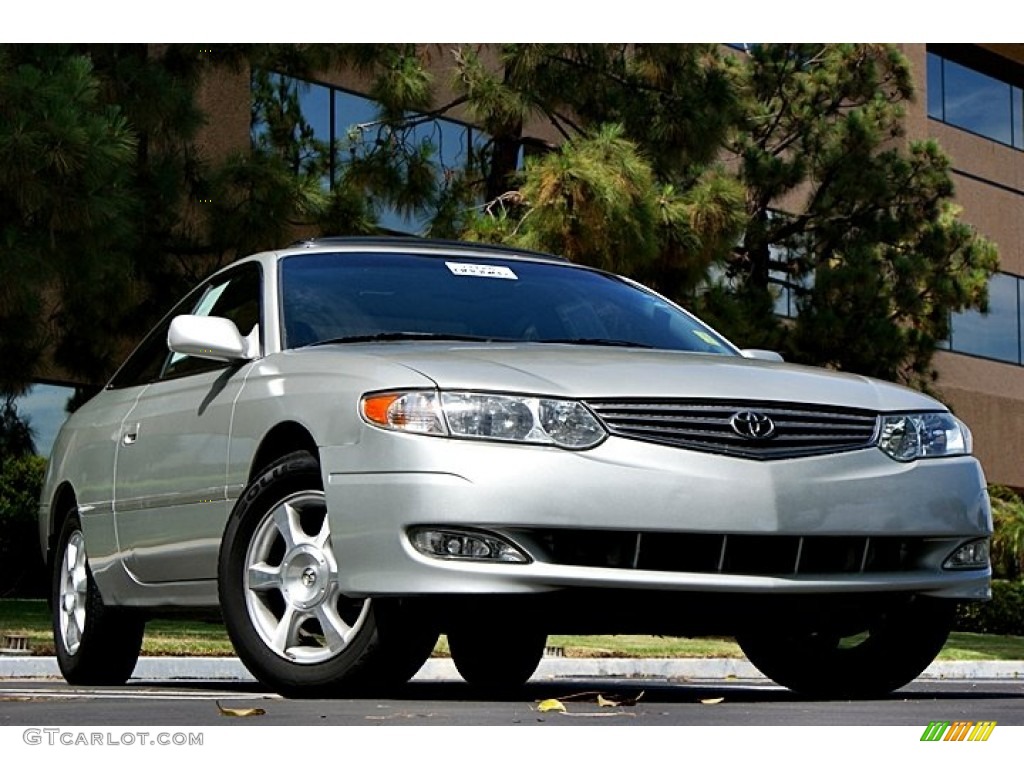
[126, 676, 1024, 704]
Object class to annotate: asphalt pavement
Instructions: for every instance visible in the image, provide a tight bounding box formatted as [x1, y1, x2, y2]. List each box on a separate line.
[1, 655, 1022, 683]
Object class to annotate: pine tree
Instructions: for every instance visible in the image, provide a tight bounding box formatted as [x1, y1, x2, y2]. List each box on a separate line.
[0, 43, 999, 394]
[364, 43, 996, 388]
[0, 47, 137, 395]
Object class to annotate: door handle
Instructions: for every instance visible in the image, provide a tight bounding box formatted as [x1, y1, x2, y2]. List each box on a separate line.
[122, 423, 140, 446]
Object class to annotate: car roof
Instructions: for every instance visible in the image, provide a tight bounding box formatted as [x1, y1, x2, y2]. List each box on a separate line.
[229, 237, 572, 271]
[298, 237, 569, 262]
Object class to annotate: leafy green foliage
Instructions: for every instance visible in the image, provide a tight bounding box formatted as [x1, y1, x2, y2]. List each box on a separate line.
[0, 399, 35, 457]
[439, 43, 999, 388]
[989, 486, 1024, 580]
[0, 43, 999, 396]
[0, 48, 137, 395]
[712, 44, 997, 386]
[956, 580, 1024, 637]
[0, 454, 47, 597]
[437, 43, 997, 387]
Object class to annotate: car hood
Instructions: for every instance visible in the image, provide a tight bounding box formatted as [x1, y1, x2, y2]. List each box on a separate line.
[316, 343, 943, 412]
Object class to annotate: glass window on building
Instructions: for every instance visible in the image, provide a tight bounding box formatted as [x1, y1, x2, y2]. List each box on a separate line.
[942, 59, 1014, 146]
[254, 72, 515, 235]
[927, 49, 1024, 150]
[950, 272, 1021, 364]
[251, 72, 332, 184]
[333, 88, 381, 168]
[1014, 85, 1024, 150]
[927, 52, 944, 121]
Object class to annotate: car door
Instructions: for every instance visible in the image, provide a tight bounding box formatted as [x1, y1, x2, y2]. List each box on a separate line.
[113, 263, 262, 583]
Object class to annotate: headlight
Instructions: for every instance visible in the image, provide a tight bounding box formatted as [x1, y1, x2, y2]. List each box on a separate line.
[360, 390, 607, 450]
[877, 412, 971, 461]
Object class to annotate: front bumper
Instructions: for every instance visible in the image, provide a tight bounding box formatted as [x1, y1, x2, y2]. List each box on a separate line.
[320, 430, 992, 599]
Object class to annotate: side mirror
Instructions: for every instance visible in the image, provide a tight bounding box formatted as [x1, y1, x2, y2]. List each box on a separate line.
[740, 348, 785, 363]
[167, 315, 259, 362]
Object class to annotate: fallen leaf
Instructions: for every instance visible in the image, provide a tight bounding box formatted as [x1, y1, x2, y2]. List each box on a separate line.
[216, 701, 266, 717]
[700, 697, 725, 705]
[594, 691, 645, 707]
[537, 698, 567, 713]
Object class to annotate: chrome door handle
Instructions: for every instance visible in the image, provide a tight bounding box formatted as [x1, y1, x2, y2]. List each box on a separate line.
[122, 424, 140, 446]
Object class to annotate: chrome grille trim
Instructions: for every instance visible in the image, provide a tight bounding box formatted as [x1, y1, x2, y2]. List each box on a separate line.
[585, 399, 879, 460]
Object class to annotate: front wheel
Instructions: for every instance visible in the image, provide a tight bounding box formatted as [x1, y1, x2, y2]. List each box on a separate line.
[737, 597, 955, 698]
[218, 452, 437, 697]
[52, 513, 145, 685]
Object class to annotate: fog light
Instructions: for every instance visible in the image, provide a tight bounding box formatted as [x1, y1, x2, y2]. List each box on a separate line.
[409, 528, 530, 563]
[943, 539, 990, 570]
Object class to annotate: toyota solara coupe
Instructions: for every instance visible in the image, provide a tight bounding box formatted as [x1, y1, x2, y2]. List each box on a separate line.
[38, 237, 992, 698]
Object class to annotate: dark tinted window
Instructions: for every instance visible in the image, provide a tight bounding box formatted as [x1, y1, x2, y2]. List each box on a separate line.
[279, 252, 736, 355]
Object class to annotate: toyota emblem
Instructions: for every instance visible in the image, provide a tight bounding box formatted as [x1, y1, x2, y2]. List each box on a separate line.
[730, 411, 777, 440]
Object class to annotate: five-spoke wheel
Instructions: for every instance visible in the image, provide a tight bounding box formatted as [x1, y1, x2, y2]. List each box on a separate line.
[219, 452, 437, 697]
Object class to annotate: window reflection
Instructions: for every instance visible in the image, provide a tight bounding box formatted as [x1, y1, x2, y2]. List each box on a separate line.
[927, 53, 944, 120]
[943, 60, 1013, 145]
[11, 383, 79, 457]
[927, 50, 1023, 149]
[950, 272, 1021, 364]
[253, 72, 494, 235]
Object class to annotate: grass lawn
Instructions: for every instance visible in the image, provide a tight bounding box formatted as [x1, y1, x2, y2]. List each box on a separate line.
[2, 599, 1021, 661]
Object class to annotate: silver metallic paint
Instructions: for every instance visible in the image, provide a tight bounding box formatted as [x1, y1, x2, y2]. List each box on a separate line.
[37, 242, 992, 612]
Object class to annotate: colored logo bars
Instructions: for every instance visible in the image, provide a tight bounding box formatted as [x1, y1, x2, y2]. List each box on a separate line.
[920, 721, 997, 741]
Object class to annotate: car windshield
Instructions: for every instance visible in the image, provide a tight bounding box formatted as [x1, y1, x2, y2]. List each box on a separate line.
[278, 251, 737, 355]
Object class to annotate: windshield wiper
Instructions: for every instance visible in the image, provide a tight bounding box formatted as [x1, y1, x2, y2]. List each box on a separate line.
[309, 332, 507, 346]
[535, 338, 655, 349]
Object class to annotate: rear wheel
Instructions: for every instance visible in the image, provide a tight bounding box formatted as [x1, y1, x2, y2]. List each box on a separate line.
[219, 452, 437, 697]
[449, 625, 547, 689]
[737, 597, 955, 698]
[52, 513, 144, 685]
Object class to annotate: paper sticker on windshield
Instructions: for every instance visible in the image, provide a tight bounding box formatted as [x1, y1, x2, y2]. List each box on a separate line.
[693, 330, 723, 347]
[446, 262, 518, 280]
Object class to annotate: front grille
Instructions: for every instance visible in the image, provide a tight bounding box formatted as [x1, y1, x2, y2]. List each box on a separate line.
[585, 399, 878, 460]
[526, 529, 924, 576]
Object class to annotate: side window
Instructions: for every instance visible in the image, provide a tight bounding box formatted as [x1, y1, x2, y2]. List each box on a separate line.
[162, 265, 262, 380]
[107, 317, 175, 389]
[107, 265, 262, 389]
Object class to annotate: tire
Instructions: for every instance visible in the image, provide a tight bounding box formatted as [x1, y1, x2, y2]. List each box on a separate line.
[737, 597, 955, 698]
[52, 512, 145, 685]
[449, 625, 547, 689]
[218, 451, 437, 697]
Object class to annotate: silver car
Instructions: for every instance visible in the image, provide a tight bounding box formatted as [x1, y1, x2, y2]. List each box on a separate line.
[38, 237, 992, 698]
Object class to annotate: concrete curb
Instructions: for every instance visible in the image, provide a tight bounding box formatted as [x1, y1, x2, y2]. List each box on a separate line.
[1, 656, 1021, 683]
